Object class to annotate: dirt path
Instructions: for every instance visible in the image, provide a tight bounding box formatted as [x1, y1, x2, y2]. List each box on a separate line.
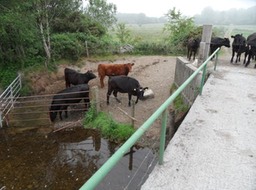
[88, 56, 176, 146]
[34, 46, 253, 146]
[40, 56, 177, 146]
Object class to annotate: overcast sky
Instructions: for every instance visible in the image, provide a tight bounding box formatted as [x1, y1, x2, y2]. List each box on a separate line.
[106, 0, 256, 17]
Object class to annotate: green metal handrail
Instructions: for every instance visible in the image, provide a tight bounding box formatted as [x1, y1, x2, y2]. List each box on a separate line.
[80, 48, 220, 190]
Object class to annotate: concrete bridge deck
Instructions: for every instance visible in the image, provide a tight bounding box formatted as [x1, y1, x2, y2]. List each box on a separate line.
[141, 65, 256, 190]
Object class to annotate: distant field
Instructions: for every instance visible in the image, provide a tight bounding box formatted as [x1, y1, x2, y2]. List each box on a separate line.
[214, 25, 256, 38]
[111, 24, 255, 43]
[229, 25, 256, 37]
[124, 23, 167, 42]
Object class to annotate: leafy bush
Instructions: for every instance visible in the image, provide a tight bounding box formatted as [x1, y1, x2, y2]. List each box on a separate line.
[51, 33, 84, 60]
[164, 8, 202, 54]
[170, 84, 189, 114]
[0, 64, 20, 89]
[133, 41, 172, 55]
[83, 105, 135, 142]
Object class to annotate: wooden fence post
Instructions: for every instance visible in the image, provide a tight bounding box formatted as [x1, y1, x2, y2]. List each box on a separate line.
[91, 86, 100, 113]
[131, 100, 135, 128]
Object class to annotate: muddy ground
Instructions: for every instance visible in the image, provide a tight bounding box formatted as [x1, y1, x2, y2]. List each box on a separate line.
[28, 55, 177, 147]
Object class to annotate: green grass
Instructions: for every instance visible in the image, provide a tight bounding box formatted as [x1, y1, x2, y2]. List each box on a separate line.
[213, 25, 256, 38]
[83, 104, 135, 143]
[110, 23, 167, 43]
[126, 23, 167, 42]
[170, 84, 190, 114]
[231, 25, 256, 38]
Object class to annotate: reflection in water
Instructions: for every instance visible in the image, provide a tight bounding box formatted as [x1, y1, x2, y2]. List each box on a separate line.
[0, 127, 156, 190]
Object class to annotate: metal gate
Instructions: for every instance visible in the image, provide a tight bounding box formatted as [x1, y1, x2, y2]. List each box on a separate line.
[0, 74, 22, 127]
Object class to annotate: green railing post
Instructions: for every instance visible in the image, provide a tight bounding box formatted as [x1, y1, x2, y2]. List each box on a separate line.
[199, 64, 207, 95]
[159, 109, 168, 165]
[214, 51, 219, 71]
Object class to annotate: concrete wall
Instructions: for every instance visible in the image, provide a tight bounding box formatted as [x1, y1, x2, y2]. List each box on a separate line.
[174, 57, 202, 106]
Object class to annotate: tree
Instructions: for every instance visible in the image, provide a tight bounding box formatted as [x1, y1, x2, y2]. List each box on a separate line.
[164, 8, 197, 53]
[115, 23, 131, 44]
[31, 0, 84, 68]
[0, 1, 40, 67]
[85, 0, 117, 28]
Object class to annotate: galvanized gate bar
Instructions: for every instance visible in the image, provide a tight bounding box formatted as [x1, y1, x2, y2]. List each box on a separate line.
[0, 74, 22, 127]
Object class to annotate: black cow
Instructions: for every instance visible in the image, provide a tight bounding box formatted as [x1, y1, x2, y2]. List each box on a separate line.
[49, 84, 90, 122]
[187, 37, 200, 61]
[244, 32, 256, 68]
[64, 68, 96, 88]
[230, 34, 247, 63]
[210, 37, 230, 59]
[107, 76, 148, 106]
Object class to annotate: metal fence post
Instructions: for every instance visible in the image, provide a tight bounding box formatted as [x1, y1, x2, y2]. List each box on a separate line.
[159, 109, 168, 165]
[214, 51, 219, 71]
[199, 64, 207, 95]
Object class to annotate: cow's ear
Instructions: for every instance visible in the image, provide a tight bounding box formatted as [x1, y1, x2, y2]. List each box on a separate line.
[133, 88, 136, 91]
[144, 87, 149, 90]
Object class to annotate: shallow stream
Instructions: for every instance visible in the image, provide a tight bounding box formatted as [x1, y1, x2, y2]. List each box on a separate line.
[0, 127, 157, 190]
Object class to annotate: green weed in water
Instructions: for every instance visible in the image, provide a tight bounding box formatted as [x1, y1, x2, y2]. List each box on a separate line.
[83, 105, 135, 142]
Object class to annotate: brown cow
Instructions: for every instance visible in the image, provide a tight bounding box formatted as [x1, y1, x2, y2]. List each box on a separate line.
[97, 63, 134, 88]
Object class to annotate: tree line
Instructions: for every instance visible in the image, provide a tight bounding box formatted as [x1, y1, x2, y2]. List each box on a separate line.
[194, 6, 256, 25]
[114, 6, 256, 26]
[0, 0, 117, 87]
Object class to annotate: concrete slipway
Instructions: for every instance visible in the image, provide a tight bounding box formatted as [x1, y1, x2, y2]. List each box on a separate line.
[141, 65, 256, 190]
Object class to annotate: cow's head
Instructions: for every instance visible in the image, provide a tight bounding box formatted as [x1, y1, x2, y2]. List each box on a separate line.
[223, 38, 231, 48]
[85, 70, 97, 80]
[125, 63, 135, 72]
[134, 87, 148, 100]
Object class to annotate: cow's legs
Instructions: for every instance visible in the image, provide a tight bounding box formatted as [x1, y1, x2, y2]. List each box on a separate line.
[64, 106, 68, 118]
[128, 94, 132, 106]
[245, 52, 252, 67]
[59, 111, 63, 120]
[243, 52, 247, 64]
[65, 81, 70, 88]
[107, 89, 113, 105]
[187, 49, 191, 60]
[100, 76, 105, 88]
[113, 90, 121, 103]
[84, 96, 90, 110]
[193, 50, 196, 60]
[230, 50, 235, 63]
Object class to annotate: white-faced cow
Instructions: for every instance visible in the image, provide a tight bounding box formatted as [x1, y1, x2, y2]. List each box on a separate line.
[107, 76, 148, 106]
[230, 34, 247, 63]
[210, 37, 230, 59]
[64, 68, 96, 88]
[244, 32, 256, 68]
[187, 37, 200, 61]
[49, 84, 90, 122]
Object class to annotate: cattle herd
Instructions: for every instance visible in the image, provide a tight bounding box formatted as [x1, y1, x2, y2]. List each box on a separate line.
[187, 32, 256, 67]
[49, 63, 148, 122]
[49, 32, 256, 123]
